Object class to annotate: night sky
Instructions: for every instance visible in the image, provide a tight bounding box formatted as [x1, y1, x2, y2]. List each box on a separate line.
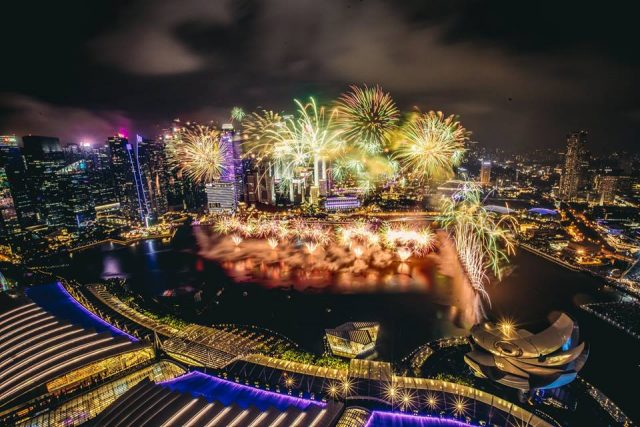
[1, 0, 638, 152]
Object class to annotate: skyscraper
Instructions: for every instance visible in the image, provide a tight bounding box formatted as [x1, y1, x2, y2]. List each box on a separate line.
[558, 131, 588, 201]
[86, 142, 118, 206]
[107, 135, 146, 223]
[22, 135, 67, 227]
[480, 160, 491, 186]
[0, 136, 34, 228]
[137, 137, 168, 222]
[595, 174, 618, 206]
[206, 124, 240, 213]
[56, 159, 95, 228]
[0, 165, 21, 246]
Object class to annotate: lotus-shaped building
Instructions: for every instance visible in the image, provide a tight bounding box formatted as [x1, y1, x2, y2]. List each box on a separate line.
[465, 313, 588, 391]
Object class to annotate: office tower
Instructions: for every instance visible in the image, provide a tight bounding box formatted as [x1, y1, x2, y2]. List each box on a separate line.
[205, 124, 239, 213]
[87, 142, 118, 206]
[480, 160, 492, 185]
[229, 125, 246, 203]
[0, 136, 34, 228]
[558, 131, 588, 201]
[137, 137, 168, 222]
[56, 159, 95, 227]
[0, 165, 21, 245]
[22, 135, 67, 227]
[595, 175, 618, 205]
[107, 135, 147, 223]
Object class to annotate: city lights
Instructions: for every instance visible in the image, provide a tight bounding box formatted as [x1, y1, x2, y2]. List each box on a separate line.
[1, 4, 636, 427]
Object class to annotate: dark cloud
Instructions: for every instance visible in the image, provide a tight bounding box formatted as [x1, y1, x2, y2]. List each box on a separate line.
[0, 94, 131, 144]
[0, 0, 638, 152]
[90, 0, 234, 75]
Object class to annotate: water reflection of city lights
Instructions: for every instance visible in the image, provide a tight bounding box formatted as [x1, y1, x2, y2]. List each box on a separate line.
[305, 242, 320, 254]
[397, 247, 412, 261]
[231, 235, 243, 246]
[267, 238, 278, 250]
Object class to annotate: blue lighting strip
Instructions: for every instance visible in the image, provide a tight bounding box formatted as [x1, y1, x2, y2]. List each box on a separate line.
[160, 371, 324, 411]
[25, 282, 139, 342]
[365, 411, 476, 427]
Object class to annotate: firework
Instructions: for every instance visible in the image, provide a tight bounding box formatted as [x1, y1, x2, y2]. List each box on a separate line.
[396, 247, 412, 262]
[243, 99, 342, 198]
[230, 106, 245, 123]
[394, 110, 468, 181]
[214, 216, 244, 235]
[272, 98, 343, 190]
[337, 219, 379, 248]
[242, 110, 285, 161]
[439, 183, 517, 302]
[382, 223, 435, 256]
[335, 84, 399, 155]
[165, 125, 228, 183]
[256, 218, 283, 238]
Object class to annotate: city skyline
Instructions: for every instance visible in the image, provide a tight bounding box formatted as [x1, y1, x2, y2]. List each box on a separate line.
[1, 1, 640, 152]
[1, 3, 639, 427]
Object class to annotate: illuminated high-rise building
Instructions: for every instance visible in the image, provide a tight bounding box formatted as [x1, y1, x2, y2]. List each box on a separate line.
[22, 135, 67, 227]
[89, 142, 118, 206]
[0, 166, 21, 245]
[205, 124, 240, 213]
[595, 174, 618, 206]
[137, 137, 168, 222]
[107, 135, 147, 223]
[0, 136, 34, 228]
[558, 131, 588, 201]
[479, 160, 491, 186]
[56, 159, 95, 228]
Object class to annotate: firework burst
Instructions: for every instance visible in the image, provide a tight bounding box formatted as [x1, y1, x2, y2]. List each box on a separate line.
[439, 183, 517, 303]
[230, 106, 246, 123]
[165, 125, 228, 183]
[213, 216, 244, 235]
[382, 223, 435, 256]
[243, 99, 342, 197]
[242, 110, 285, 161]
[338, 219, 380, 248]
[335, 84, 399, 155]
[394, 110, 468, 181]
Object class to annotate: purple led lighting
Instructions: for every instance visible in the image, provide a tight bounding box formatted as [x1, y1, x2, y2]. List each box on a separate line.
[219, 131, 236, 182]
[160, 371, 324, 411]
[25, 282, 139, 342]
[365, 411, 476, 427]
